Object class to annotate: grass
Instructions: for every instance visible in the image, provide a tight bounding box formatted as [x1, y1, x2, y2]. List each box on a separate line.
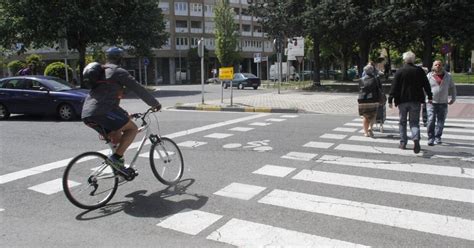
[451, 73, 474, 84]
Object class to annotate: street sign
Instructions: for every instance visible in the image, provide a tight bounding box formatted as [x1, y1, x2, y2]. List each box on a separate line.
[143, 57, 149, 66]
[254, 53, 261, 63]
[198, 38, 204, 58]
[287, 37, 304, 61]
[219, 67, 234, 80]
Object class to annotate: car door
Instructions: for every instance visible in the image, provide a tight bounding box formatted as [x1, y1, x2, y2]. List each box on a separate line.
[0, 79, 24, 113]
[17, 79, 55, 115]
[232, 73, 243, 87]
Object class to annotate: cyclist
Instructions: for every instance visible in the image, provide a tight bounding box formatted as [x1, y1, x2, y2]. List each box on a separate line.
[81, 47, 161, 176]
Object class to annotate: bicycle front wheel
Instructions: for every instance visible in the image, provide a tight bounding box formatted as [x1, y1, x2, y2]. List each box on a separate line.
[150, 137, 184, 185]
[62, 152, 118, 210]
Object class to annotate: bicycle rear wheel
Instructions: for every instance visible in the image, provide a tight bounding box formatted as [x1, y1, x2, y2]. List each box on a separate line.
[62, 152, 118, 210]
[149, 137, 184, 185]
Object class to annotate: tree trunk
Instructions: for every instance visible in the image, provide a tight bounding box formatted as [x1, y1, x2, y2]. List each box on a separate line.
[422, 32, 433, 69]
[312, 33, 321, 86]
[77, 44, 86, 88]
[358, 35, 370, 77]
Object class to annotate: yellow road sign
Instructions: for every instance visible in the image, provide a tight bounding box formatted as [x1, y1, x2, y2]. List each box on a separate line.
[219, 67, 234, 80]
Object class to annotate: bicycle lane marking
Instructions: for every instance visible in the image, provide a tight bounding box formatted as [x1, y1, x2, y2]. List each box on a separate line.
[0, 113, 271, 185]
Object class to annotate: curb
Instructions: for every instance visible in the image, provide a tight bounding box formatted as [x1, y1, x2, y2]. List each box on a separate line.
[174, 105, 299, 113]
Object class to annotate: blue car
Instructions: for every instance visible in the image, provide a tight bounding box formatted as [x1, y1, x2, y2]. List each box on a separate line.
[223, 73, 261, 90]
[0, 76, 88, 120]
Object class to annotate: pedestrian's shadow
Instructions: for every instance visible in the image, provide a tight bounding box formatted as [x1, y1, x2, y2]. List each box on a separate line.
[75, 178, 207, 220]
[122, 178, 208, 219]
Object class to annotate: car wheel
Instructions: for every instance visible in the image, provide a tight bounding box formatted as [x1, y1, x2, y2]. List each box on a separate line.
[0, 103, 10, 120]
[238, 83, 244, 90]
[223, 83, 228, 89]
[253, 86, 258, 90]
[57, 104, 76, 121]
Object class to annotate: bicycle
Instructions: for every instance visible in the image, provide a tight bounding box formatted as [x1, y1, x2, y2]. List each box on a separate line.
[62, 108, 184, 210]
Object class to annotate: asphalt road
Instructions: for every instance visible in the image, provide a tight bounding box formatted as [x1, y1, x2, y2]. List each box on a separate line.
[1, 85, 473, 247]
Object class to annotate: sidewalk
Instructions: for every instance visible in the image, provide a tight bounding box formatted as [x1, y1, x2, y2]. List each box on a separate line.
[174, 90, 474, 118]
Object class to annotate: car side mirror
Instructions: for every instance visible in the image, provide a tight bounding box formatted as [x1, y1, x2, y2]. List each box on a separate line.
[39, 86, 50, 92]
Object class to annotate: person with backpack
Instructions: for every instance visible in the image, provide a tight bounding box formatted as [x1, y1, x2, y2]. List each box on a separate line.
[81, 47, 161, 177]
[388, 51, 432, 154]
[358, 64, 385, 137]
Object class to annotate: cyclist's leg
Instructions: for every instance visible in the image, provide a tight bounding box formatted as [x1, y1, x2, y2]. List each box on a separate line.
[114, 120, 138, 156]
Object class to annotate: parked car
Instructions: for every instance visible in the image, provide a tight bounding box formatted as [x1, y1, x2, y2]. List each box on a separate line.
[0, 76, 88, 120]
[223, 73, 261, 90]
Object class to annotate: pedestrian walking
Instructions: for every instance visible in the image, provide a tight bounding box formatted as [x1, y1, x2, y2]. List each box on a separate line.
[358, 64, 385, 137]
[426, 60, 457, 146]
[388, 51, 433, 154]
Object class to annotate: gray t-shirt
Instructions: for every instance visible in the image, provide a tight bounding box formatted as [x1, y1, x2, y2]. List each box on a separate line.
[81, 63, 159, 118]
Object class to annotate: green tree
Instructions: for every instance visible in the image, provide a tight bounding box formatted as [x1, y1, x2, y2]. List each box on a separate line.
[214, 0, 240, 68]
[0, 0, 168, 87]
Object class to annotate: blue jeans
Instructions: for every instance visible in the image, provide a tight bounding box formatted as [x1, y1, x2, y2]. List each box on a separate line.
[398, 102, 421, 144]
[426, 103, 448, 143]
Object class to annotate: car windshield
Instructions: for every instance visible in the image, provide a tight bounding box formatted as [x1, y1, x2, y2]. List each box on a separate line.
[44, 78, 74, 91]
[243, 73, 257, 78]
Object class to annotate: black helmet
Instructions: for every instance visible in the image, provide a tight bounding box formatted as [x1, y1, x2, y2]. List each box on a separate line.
[106, 47, 124, 62]
[83, 62, 104, 88]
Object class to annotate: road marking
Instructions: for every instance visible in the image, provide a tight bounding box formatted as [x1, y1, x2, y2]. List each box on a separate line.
[0, 113, 269, 185]
[303, 141, 334, 149]
[28, 178, 73, 195]
[249, 122, 272, 126]
[293, 170, 473, 203]
[317, 155, 474, 179]
[252, 165, 296, 178]
[207, 218, 369, 248]
[320, 133, 347, 139]
[347, 121, 474, 134]
[157, 210, 222, 235]
[333, 127, 358, 132]
[229, 127, 254, 132]
[266, 118, 286, 122]
[204, 133, 234, 139]
[177, 141, 208, 148]
[259, 189, 474, 241]
[214, 183, 266, 200]
[335, 144, 418, 156]
[280, 114, 298, 118]
[281, 152, 318, 161]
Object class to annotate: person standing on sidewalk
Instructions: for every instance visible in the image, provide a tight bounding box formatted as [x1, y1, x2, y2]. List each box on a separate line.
[426, 60, 457, 146]
[388, 51, 433, 154]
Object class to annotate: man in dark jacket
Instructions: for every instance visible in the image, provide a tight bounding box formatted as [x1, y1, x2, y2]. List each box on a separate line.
[388, 51, 432, 154]
[82, 47, 161, 176]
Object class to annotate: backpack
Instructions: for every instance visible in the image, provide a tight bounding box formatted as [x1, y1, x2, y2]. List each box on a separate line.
[83, 62, 107, 89]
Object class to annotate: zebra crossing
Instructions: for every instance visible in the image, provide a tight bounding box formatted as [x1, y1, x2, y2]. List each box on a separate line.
[153, 115, 474, 246]
[1, 113, 473, 246]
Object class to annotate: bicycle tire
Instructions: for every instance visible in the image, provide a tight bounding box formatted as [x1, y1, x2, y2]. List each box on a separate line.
[62, 151, 118, 210]
[149, 137, 184, 185]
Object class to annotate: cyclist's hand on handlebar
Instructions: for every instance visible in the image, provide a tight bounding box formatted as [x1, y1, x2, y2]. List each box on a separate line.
[152, 103, 162, 112]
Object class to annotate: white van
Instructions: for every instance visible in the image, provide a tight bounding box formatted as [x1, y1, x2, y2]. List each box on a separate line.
[269, 63, 298, 81]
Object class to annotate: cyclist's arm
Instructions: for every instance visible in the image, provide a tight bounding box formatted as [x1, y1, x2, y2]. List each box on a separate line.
[116, 69, 160, 107]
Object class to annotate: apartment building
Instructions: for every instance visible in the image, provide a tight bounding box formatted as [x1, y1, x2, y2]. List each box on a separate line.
[9, 0, 274, 84]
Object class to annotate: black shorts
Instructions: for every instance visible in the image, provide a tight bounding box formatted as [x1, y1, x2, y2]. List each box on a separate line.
[83, 108, 129, 135]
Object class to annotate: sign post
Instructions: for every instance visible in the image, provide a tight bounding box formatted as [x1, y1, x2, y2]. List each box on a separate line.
[219, 67, 234, 105]
[254, 53, 261, 78]
[143, 57, 149, 86]
[198, 38, 205, 104]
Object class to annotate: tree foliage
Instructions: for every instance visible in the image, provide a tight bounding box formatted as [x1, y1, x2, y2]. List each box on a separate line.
[214, 0, 240, 67]
[0, 0, 168, 86]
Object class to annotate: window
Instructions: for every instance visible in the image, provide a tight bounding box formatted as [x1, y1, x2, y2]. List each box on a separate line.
[176, 37, 188, 46]
[176, 20, 188, 28]
[174, 2, 188, 12]
[190, 3, 202, 12]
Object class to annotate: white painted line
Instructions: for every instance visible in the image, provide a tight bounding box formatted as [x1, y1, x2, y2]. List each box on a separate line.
[177, 141, 208, 148]
[28, 178, 74, 195]
[281, 152, 318, 161]
[303, 141, 334, 149]
[350, 120, 474, 134]
[259, 189, 474, 241]
[157, 210, 222, 235]
[0, 113, 270, 185]
[249, 122, 272, 126]
[280, 115, 298, 118]
[293, 170, 473, 203]
[207, 218, 369, 248]
[320, 133, 347, 140]
[140, 150, 176, 158]
[335, 144, 417, 156]
[333, 127, 359, 132]
[0, 208, 4, 212]
[214, 182, 266, 200]
[266, 118, 286, 122]
[317, 155, 474, 179]
[229, 127, 254, 132]
[204, 133, 234, 139]
[349, 135, 474, 149]
[253, 165, 296, 178]
[222, 143, 242, 149]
